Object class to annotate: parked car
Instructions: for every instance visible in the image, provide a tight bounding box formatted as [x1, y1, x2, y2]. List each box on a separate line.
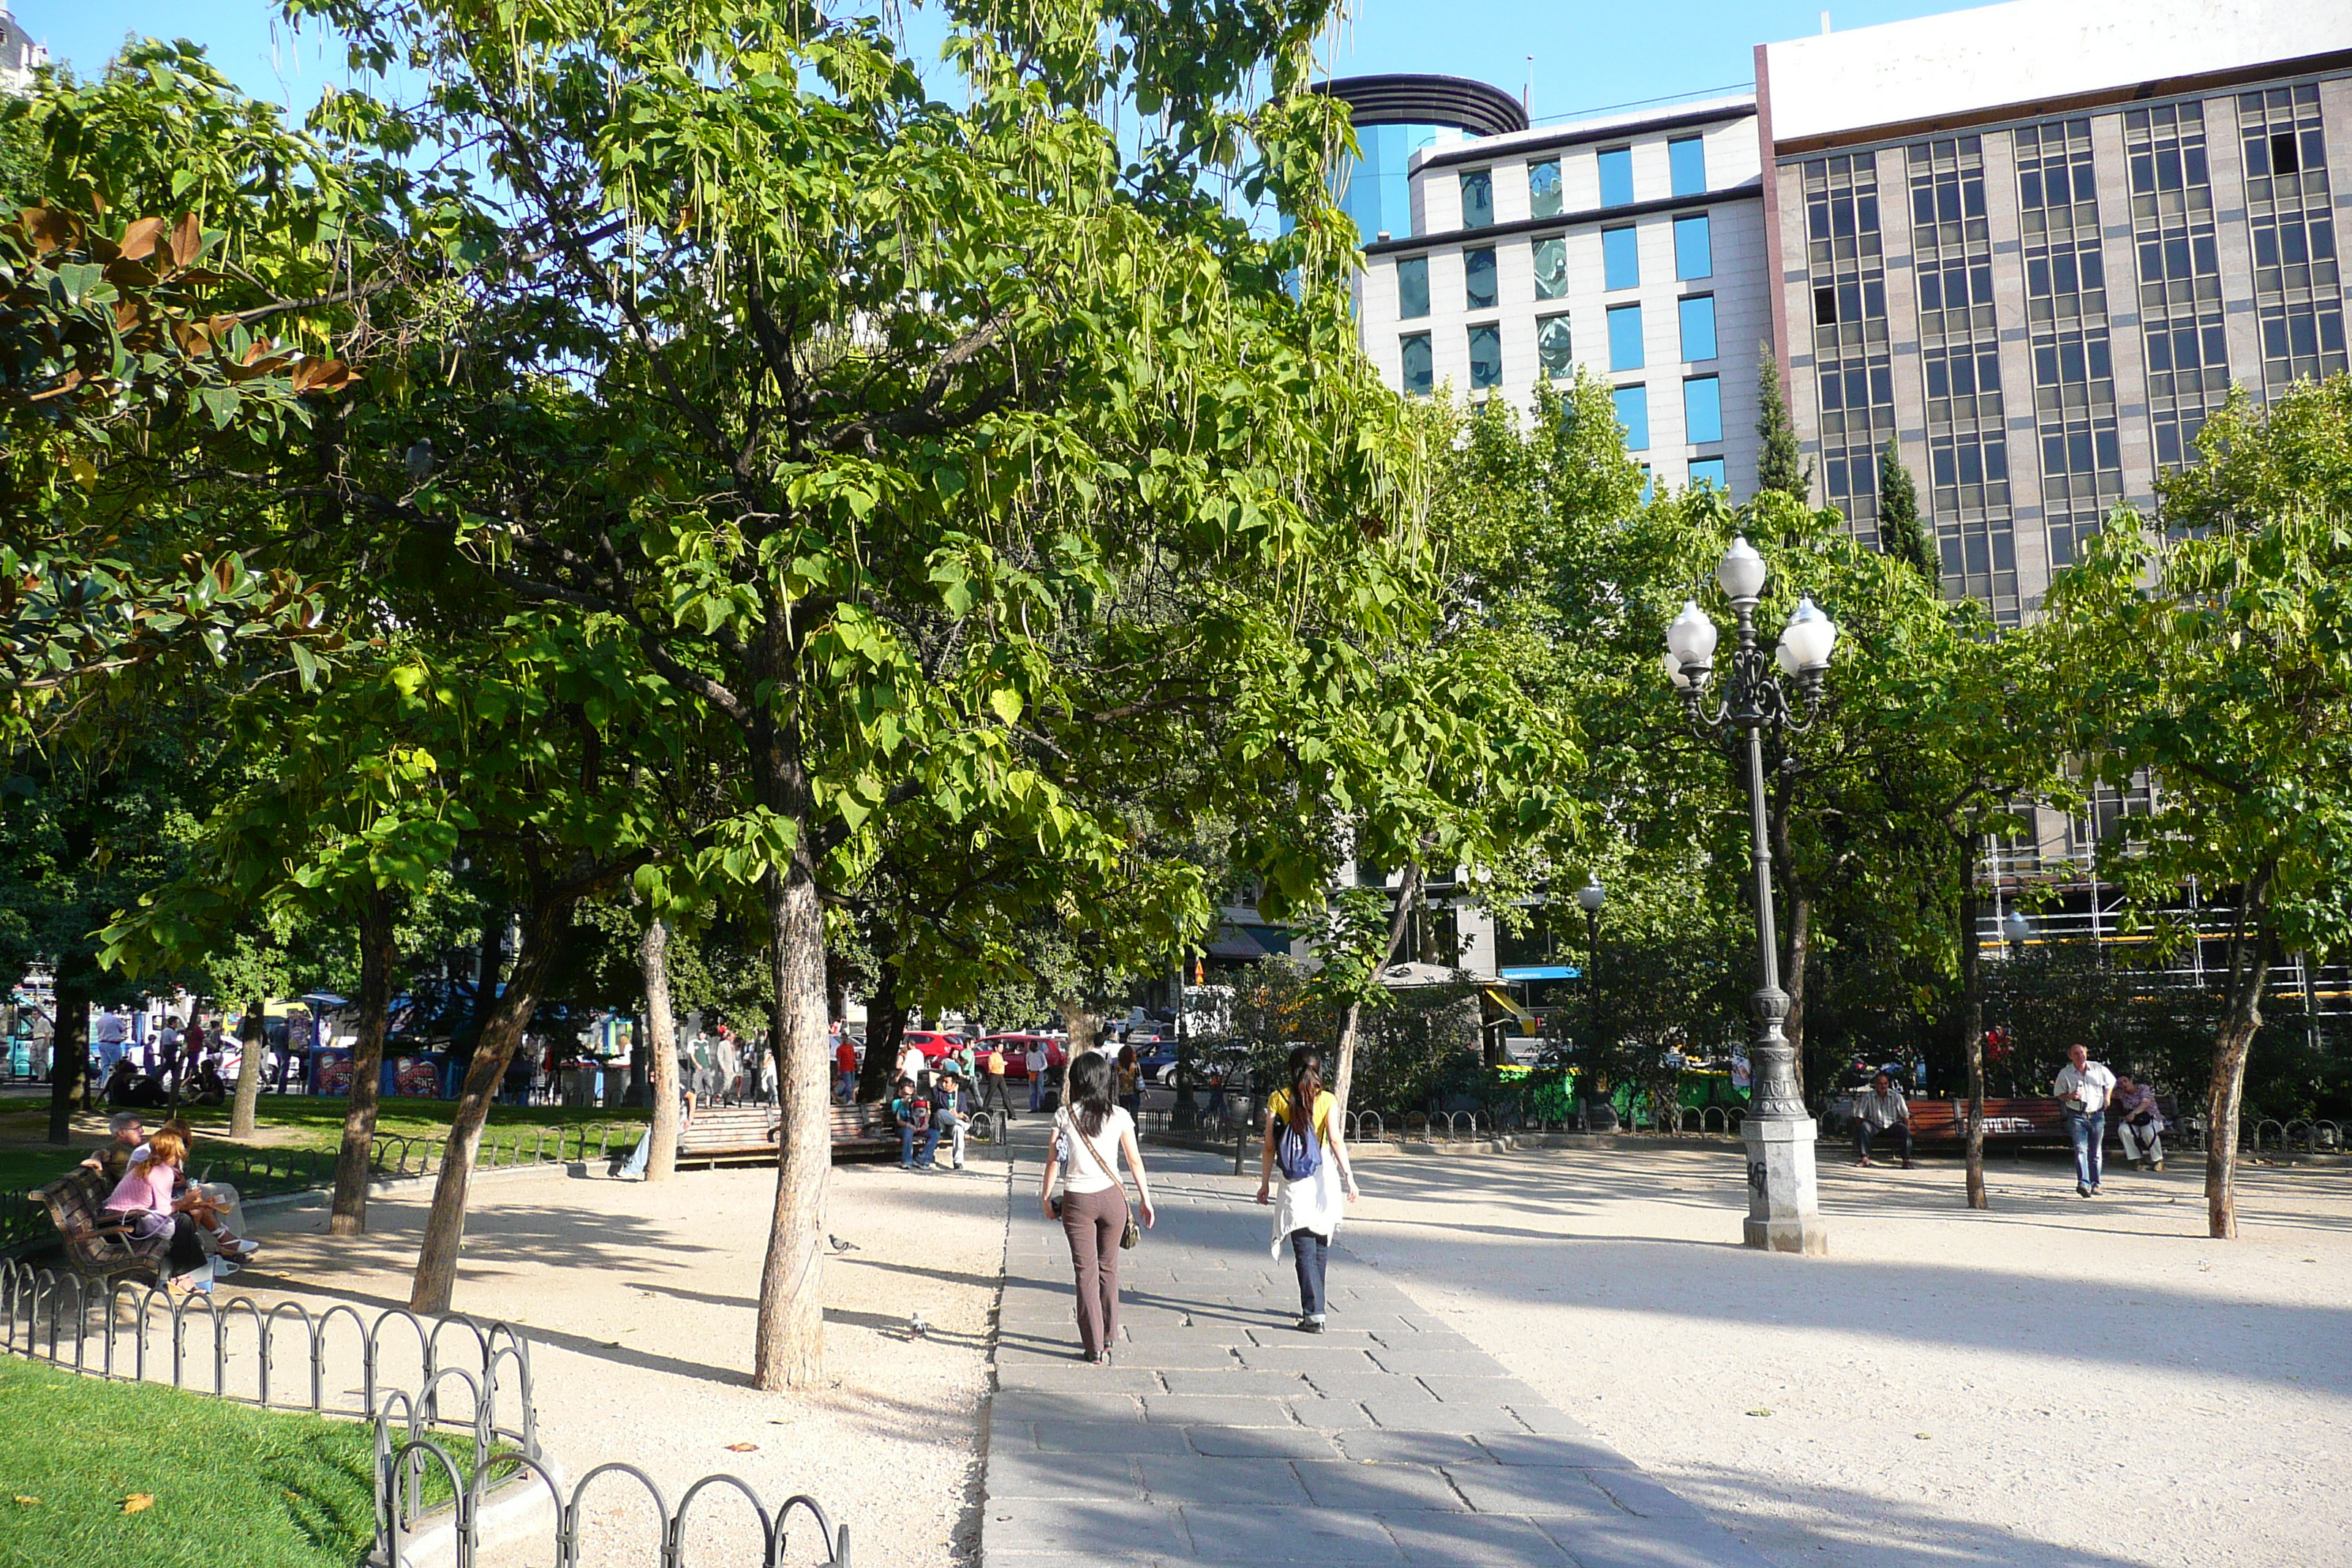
[982, 1033, 1067, 1080]
[899, 1030, 967, 1064]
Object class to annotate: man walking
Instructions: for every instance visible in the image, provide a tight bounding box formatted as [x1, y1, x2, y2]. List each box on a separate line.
[2055, 1043, 2117, 1196]
[1852, 1069, 1914, 1168]
[2114, 1073, 2165, 1172]
[834, 1030, 859, 1103]
[981, 1040, 1016, 1118]
[1025, 1041, 1048, 1112]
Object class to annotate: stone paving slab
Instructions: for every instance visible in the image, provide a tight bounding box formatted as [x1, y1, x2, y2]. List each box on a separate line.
[980, 1128, 1780, 1567]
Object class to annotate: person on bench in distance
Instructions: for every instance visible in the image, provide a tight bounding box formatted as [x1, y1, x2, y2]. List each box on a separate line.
[2113, 1072, 2165, 1172]
[1853, 1070, 1914, 1169]
[79, 1111, 147, 1186]
[892, 1075, 941, 1172]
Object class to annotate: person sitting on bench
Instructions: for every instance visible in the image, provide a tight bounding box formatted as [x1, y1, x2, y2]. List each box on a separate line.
[80, 1112, 148, 1186]
[1853, 1071, 1914, 1169]
[892, 1075, 941, 1171]
[2114, 1074, 2164, 1172]
[102, 1127, 215, 1294]
[934, 1069, 971, 1170]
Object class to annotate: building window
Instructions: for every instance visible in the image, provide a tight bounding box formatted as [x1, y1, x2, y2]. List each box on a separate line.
[1678, 294, 1718, 361]
[2237, 84, 2345, 391]
[1460, 168, 1494, 230]
[1532, 236, 1568, 301]
[1673, 213, 1713, 281]
[1463, 246, 1497, 309]
[1613, 384, 1649, 450]
[1401, 333, 1433, 395]
[1602, 225, 1640, 290]
[1529, 158, 1563, 219]
[1598, 146, 1634, 208]
[1468, 325, 1503, 390]
[1684, 374, 1723, 444]
[1803, 150, 1898, 564]
[1670, 136, 1707, 197]
[1396, 255, 1430, 320]
[1607, 303, 1644, 370]
[1688, 456, 1727, 491]
[1537, 315, 1574, 380]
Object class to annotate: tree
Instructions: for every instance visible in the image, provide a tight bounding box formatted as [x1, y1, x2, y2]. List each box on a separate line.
[1755, 350, 1814, 502]
[1876, 437, 1935, 580]
[2044, 380, 2352, 1238]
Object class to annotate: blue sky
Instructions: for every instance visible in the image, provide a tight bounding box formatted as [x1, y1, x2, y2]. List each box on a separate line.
[18, 0, 1994, 122]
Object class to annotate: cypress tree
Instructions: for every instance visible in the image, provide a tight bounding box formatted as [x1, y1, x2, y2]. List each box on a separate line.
[1755, 349, 1814, 501]
[1877, 436, 1937, 580]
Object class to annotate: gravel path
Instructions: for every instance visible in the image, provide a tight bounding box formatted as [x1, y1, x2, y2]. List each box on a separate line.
[236, 1145, 1012, 1566]
[1337, 1142, 2352, 1568]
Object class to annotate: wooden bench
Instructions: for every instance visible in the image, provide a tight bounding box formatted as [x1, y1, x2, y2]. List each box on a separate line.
[31, 1166, 169, 1286]
[666, 1104, 902, 1167]
[1898, 1098, 2071, 1149]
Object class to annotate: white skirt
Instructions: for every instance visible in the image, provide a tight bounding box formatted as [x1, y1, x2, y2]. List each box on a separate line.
[1268, 1153, 1344, 1256]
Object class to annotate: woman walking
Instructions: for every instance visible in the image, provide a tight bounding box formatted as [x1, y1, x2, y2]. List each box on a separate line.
[1115, 1043, 1143, 1121]
[1255, 1045, 1358, 1333]
[1040, 1051, 1156, 1364]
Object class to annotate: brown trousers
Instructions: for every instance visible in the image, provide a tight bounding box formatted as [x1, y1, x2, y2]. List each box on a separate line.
[1059, 1186, 1128, 1357]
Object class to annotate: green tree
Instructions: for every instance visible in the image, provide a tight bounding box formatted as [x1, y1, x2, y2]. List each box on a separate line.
[1876, 437, 1935, 578]
[1755, 350, 1814, 502]
[2045, 380, 2352, 1238]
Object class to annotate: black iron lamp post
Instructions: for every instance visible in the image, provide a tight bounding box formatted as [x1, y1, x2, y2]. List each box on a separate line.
[1575, 876, 1606, 1063]
[1662, 536, 1839, 1254]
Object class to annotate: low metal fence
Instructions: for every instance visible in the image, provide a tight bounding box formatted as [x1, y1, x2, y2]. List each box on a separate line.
[378, 1439, 853, 1568]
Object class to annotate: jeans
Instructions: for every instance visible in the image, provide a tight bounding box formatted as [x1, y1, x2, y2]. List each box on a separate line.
[837, 1069, 857, 1103]
[938, 1109, 968, 1166]
[900, 1121, 941, 1167]
[1028, 1073, 1044, 1112]
[619, 1132, 651, 1177]
[1289, 1227, 1330, 1318]
[2120, 1119, 2163, 1165]
[1060, 1186, 1127, 1357]
[1855, 1120, 1912, 1163]
[2067, 1109, 2106, 1189]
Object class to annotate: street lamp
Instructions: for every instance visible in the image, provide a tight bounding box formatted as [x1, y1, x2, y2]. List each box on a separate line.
[2002, 909, 2031, 955]
[1662, 536, 1838, 1255]
[1574, 877, 1605, 1067]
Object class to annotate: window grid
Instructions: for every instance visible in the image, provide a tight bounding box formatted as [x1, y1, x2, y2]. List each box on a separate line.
[1537, 315, 1573, 381]
[1395, 255, 1430, 320]
[1803, 153, 1894, 543]
[2125, 103, 2230, 472]
[1528, 159, 1564, 219]
[2017, 118, 2123, 576]
[1401, 333, 1433, 396]
[1460, 169, 1495, 230]
[1532, 237, 1567, 301]
[1907, 135, 2017, 622]
[1463, 246, 1497, 311]
[2236, 85, 2345, 390]
[1468, 324, 1502, 391]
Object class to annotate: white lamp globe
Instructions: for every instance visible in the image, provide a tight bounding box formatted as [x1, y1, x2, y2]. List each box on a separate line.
[1779, 594, 1838, 671]
[1775, 638, 1800, 677]
[1665, 600, 1718, 670]
[1575, 877, 1606, 914]
[2003, 910, 2031, 943]
[1661, 649, 1694, 690]
[1716, 536, 1768, 602]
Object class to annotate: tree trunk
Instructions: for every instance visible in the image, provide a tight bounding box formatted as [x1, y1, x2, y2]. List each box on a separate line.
[641, 916, 682, 1182]
[856, 948, 905, 1104]
[1058, 999, 1097, 1059]
[1333, 862, 1421, 1121]
[230, 998, 265, 1139]
[329, 889, 397, 1235]
[46, 970, 91, 1145]
[1957, 833, 1988, 1210]
[754, 851, 831, 1391]
[2206, 877, 2274, 1240]
[408, 892, 576, 1314]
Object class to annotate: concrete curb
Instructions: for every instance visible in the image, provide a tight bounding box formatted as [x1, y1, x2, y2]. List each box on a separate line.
[366, 1454, 571, 1568]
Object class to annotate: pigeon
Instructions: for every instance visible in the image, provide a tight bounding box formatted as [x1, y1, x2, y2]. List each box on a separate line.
[405, 438, 435, 483]
[909, 1312, 927, 1338]
[827, 1233, 857, 1253]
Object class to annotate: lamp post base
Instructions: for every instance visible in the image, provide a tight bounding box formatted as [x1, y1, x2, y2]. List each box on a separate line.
[1742, 1115, 1828, 1255]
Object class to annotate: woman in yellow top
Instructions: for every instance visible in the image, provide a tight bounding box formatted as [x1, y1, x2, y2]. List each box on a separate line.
[1254, 1044, 1358, 1333]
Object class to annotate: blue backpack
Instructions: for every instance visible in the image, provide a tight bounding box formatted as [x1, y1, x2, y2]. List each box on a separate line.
[1276, 1101, 1321, 1181]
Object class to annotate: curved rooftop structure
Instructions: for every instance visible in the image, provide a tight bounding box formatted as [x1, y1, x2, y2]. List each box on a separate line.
[1310, 74, 1527, 245]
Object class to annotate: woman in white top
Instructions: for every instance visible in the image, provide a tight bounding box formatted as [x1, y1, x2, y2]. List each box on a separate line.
[1256, 1045, 1357, 1333]
[1039, 1051, 1156, 1364]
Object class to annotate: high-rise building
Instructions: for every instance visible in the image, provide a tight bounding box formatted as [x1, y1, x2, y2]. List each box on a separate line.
[1341, 80, 1770, 497]
[0, 4, 48, 96]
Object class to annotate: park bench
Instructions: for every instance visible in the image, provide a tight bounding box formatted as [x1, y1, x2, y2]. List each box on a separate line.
[31, 1166, 169, 1286]
[1900, 1098, 2071, 1149]
[667, 1103, 902, 1167]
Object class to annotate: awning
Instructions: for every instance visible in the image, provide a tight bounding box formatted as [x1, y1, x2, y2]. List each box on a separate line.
[1482, 987, 1537, 1030]
[1497, 965, 1580, 982]
[1206, 924, 1294, 960]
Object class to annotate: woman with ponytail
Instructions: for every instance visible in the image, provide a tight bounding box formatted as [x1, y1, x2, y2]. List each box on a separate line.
[1255, 1044, 1357, 1332]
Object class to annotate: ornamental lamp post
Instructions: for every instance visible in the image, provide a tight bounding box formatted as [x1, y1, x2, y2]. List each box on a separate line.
[2002, 909, 2032, 955]
[1663, 536, 1839, 1255]
[1574, 877, 1605, 1063]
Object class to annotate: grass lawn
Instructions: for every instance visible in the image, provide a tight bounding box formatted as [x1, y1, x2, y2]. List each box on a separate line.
[0, 1355, 382, 1568]
[0, 1095, 647, 1196]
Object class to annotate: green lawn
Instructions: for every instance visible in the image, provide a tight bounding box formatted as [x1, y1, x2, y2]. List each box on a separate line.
[0, 1356, 381, 1568]
[0, 1095, 647, 1196]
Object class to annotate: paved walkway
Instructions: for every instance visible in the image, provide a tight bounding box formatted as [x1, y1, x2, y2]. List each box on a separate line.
[981, 1126, 1774, 1567]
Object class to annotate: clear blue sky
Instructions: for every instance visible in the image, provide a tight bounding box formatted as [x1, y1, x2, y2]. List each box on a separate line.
[16, 0, 1996, 123]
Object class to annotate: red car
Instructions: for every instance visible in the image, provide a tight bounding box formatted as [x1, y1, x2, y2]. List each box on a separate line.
[982, 1033, 1067, 1081]
[897, 1030, 963, 1063]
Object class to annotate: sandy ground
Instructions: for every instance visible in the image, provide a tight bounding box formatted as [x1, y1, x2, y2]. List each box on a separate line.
[1327, 1143, 2352, 1568]
[230, 1148, 1011, 1567]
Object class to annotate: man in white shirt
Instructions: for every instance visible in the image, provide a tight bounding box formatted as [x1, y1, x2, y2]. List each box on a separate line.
[91, 1008, 127, 1074]
[1025, 1044, 1048, 1111]
[2054, 1044, 2118, 1197]
[897, 1037, 928, 1087]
